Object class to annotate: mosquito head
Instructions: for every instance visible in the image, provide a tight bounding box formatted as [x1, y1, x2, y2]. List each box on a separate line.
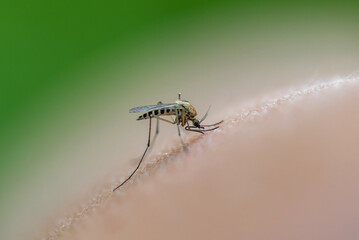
[192, 119, 201, 128]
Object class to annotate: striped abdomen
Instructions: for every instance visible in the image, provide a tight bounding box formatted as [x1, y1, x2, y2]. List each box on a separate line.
[137, 108, 177, 120]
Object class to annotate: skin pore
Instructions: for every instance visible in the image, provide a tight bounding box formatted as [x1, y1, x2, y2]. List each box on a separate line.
[40, 77, 359, 239]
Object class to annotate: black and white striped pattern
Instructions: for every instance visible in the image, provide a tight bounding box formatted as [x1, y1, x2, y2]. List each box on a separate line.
[137, 108, 176, 120]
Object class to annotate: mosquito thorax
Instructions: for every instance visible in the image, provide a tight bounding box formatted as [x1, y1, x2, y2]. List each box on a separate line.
[177, 100, 198, 119]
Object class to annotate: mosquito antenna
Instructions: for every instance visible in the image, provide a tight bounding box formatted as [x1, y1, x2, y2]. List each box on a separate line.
[200, 105, 211, 123]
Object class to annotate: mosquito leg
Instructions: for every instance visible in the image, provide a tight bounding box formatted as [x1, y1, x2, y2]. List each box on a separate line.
[175, 108, 186, 150]
[185, 122, 219, 133]
[113, 117, 152, 191]
[155, 116, 176, 124]
[185, 126, 219, 133]
[201, 120, 224, 127]
[153, 117, 159, 140]
[143, 117, 159, 158]
[129, 116, 173, 169]
[185, 128, 205, 134]
[134, 102, 163, 163]
[177, 124, 186, 149]
[149, 101, 162, 150]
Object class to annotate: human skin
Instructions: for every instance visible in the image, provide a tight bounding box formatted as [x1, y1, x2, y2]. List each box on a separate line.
[42, 78, 359, 239]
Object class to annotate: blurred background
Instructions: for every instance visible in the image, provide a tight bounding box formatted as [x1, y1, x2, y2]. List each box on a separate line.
[1, 0, 359, 239]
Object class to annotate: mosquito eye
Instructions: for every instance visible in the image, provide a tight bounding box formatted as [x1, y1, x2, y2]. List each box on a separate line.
[193, 119, 200, 127]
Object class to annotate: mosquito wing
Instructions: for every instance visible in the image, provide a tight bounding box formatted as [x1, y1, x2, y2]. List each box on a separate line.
[129, 103, 182, 113]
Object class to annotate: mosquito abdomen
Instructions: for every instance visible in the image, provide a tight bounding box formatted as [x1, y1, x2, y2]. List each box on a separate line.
[137, 108, 175, 120]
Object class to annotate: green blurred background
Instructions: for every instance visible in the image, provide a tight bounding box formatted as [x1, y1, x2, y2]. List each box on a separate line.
[1, 0, 359, 238]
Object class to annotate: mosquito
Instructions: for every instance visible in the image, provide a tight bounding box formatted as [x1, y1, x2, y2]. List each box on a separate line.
[113, 93, 223, 191]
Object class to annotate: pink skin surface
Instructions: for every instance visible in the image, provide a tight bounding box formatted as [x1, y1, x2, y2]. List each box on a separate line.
[42, 78, 359, 240]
